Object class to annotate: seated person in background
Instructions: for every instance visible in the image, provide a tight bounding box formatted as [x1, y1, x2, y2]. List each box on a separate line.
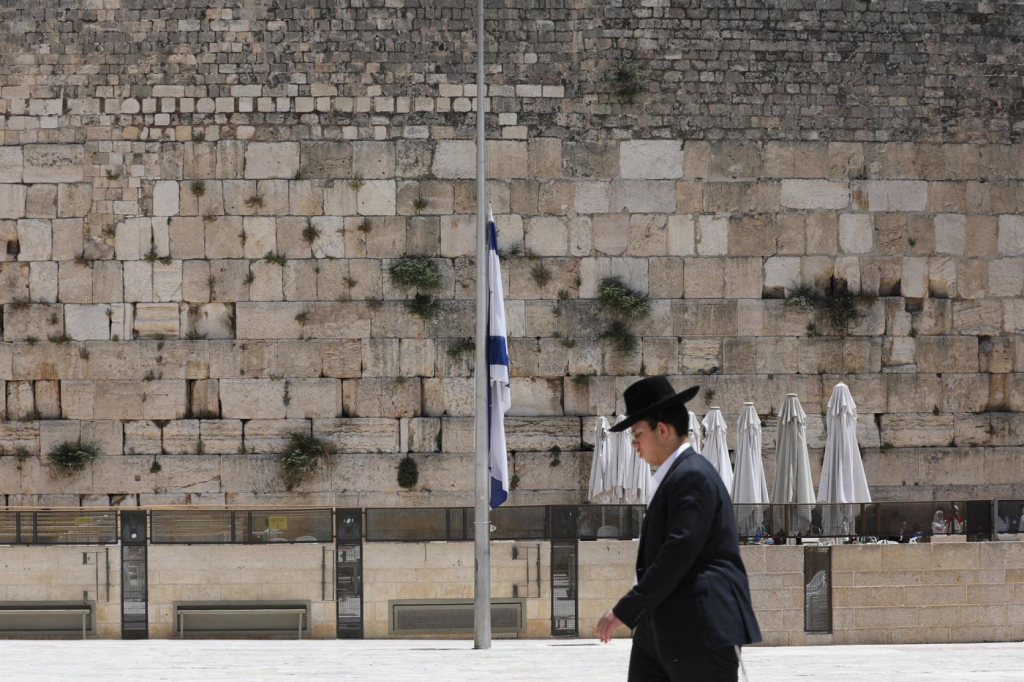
[946, 504, 964, 534]
[931, 510, 947, 534]
[886, 511, 904, 541]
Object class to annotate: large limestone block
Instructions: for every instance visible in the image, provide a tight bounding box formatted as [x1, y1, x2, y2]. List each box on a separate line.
[3, 302, 62, 341]
[422, 377, 473, 416]
[505, 417, 581, 452]
[244, 142, 300, 179]
[357, 180, 396, 216]
[152, 260, 182, 302]
[343, 378, 421, 417]
[82, 420, 123, 456]
[243, 419, 311, 454]
[153, 181, 179, 217]
[300, 141, 352, 178]
[352, 141, 396, 179]
[0, 421, 39, 454]
[431, 140, 475, 179]
[0, 146, 23, 183]
[312, 418, 400, 453]
[285, 378, 342, 419]
[880, 414, 954, 447]
[780, 180, 849, 209]
[0, 185, 27, 219]
[92, 381, 145, 420]
[181, 302, 235, 339]
[322, 340, 363, 378]
[486, 141, 528, 178]
[997, 215, 1024, 256]
[16, 219, 52, 261]
[23, 145, 84, 183]
[867, 181, 928, 212]
[838, 214, 873, 253]
[609, 181, 676, 213]
[221, 379, 287, 419]
[149, 454, 222, 493]
[64, 304, 110, 340]
[935, 214, 967, 255]
[508, 378, 563, 416]
[142, 380, 188, 420]
[161, 420, 200, 455]
[133, 303, 180, 340]
[115, 217, 152, 261]
[620, 140, 683, 179]
[915, 336, 979, 373]
[199, 420, 243, 455]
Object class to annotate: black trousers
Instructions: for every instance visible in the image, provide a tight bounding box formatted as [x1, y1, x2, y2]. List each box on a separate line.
[627, 621, 739, 682]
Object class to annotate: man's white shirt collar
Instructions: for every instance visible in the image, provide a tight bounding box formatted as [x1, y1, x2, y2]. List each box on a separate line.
[648, 441, 689, 507]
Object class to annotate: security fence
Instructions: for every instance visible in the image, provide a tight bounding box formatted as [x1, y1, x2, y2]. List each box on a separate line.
[0, 510, 118, 545]
[733, 501, 974, 542]
[149, 508, 333, 544]
[1, 500, 1020, 547]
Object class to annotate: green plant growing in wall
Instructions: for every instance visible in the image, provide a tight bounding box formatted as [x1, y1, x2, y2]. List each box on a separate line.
[784, 283, 874, 337]
[600, 320, 638, 355]
[281, 432, 336, 491]
[446, 338, 476, 359]
[397, 454, 419, 489]
[302, 220, 321, 245]
[530, 261, 552, 288]
[598, 277, 651, 321]
[245, 194, 264, 210]
[412, 196, 429, 213]
[407, 294, 441, 320]
[190, 180, 206, 198]
[611, 59, 648, 103]
[47, 441, 102, 473]
[388, 258, 441, 292]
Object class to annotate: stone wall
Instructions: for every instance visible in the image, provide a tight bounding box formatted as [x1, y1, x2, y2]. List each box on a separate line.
[0, 1, 1022, 507]
[0, 545, 121, 637]
[147, 543, 334, 638]
[578, 541, 1024, 646]
[363, 540, 552, 638]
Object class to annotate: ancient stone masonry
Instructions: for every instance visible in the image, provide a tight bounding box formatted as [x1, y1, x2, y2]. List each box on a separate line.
[0, 1, 1022, 507]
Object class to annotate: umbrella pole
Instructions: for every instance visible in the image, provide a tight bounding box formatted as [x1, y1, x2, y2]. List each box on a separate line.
[472, 0, 490, 650]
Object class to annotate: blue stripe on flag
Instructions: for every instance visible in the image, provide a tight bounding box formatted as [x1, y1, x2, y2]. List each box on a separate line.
[488, 336, 508, 368]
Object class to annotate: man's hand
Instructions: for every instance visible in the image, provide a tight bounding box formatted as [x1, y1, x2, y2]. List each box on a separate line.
[596, 609, 624, 643]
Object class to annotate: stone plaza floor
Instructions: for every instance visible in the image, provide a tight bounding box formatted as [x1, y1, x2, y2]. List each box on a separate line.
[0, 639, 1021, 681]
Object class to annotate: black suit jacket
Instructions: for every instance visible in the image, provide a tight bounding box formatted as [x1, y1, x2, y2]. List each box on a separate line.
[613, 445, 761, 654]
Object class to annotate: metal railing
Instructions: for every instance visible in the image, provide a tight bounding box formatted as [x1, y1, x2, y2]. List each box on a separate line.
[150, 509, 333, 544]
[3, 500, 1021, 547]
[733, 501, 971, 542]
[0, 510, 117, 545]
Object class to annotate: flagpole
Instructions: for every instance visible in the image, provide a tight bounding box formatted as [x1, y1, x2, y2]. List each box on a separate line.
[473, 0, 491, 651]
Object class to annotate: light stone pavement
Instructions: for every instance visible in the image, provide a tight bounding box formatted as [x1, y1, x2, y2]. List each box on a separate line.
[0, 640, 1021, 681]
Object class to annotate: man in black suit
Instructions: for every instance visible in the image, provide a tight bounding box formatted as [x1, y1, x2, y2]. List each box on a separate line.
[596, 376, 761, 682]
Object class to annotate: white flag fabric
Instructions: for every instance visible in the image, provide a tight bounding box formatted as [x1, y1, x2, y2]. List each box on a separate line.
[818, 383, 871, 504]
[701, 407, 733, 496]
[687, 410, 703, 454]
[733, 403, 769, 504]
[487, 210, 511, 508]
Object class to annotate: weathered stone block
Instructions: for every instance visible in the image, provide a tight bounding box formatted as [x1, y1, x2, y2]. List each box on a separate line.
[0, 146, 23, 183]
[0, 185, 26, 219]
[431, 140, 475, 179]
[867, 181, 928, 211]
[312, 418, 399, 453]
[23, 145, 84, 183]
[285, 378, 342, 419]
[16, 219, 51, 261]
[244, 142, 300, 179]
[220, 379, 287, 419]
[133, 302, 180, 340]
[620, 140, 683, 179]
[343, 378, 421, 418]
[781, 180, 849, 209]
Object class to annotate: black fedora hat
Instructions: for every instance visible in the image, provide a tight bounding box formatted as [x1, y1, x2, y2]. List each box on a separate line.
[609, 376, 700, 433]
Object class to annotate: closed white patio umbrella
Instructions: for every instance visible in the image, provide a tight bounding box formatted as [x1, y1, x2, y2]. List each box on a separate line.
[701, 407, 733, 496]
[687, 409, 703, 454]
[818, 383, 871, 534]
[588, 417, 614, 504]
[771, 393, 815, 534]
[733, 403, 769, 504]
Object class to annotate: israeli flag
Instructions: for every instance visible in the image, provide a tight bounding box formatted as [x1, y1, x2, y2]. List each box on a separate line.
[487, 208, 511, 508]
